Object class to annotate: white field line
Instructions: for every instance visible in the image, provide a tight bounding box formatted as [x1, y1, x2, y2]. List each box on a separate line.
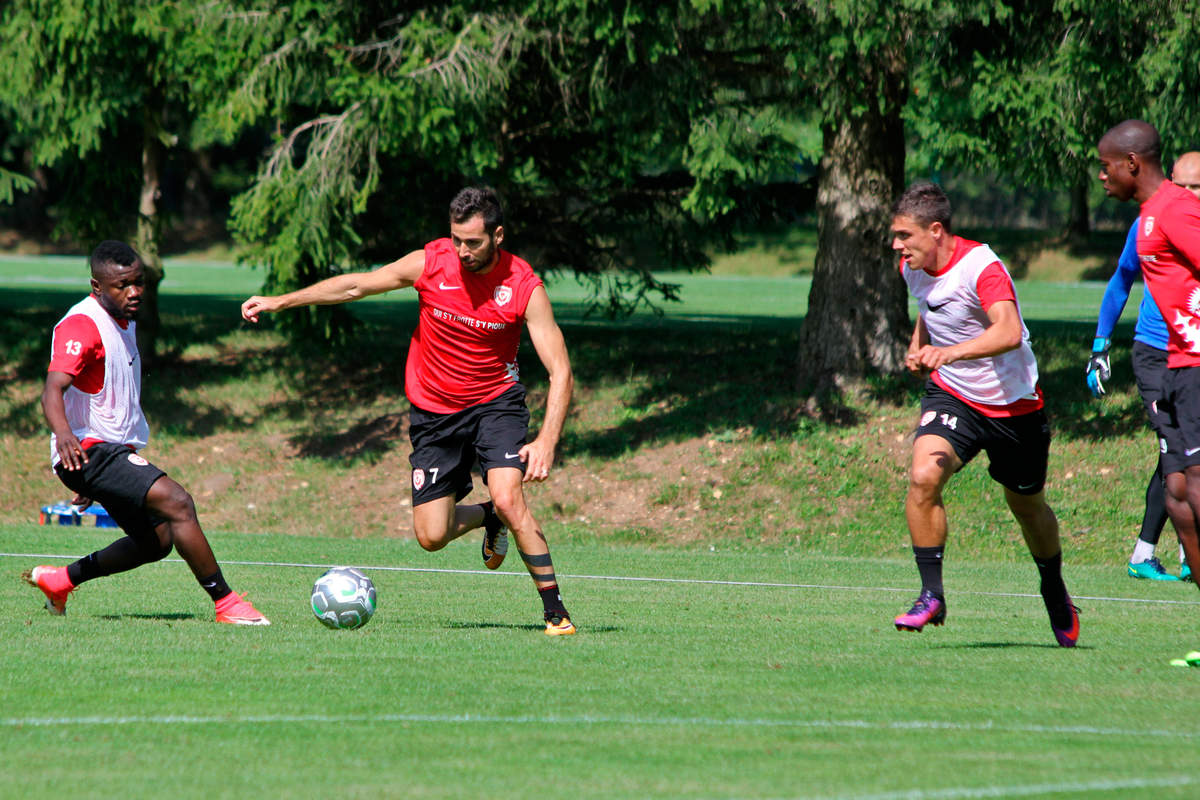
[2, 712, 1199, 741]
[4, 550, 1200, 606]
[792, 774, 1197, 800]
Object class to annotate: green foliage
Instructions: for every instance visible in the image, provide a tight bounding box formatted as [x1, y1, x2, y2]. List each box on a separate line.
[196, 1, 828, 336]
[0, 167, 34, 204]
[910, 0, 1200, 194]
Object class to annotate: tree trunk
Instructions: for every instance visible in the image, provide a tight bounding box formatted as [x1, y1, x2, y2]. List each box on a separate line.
[136, 93, 166, 363]
[1066, 171, 1090, 244]
[796, 100, 909, 400]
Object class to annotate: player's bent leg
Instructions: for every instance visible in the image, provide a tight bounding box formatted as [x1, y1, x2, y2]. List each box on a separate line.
[143, 476, 269, 624]
[487, 467, 574, 635]
[1005, 488, 1077, 646]
[144, 475, 218, 578]
[1004, 488, 1059, 558]
[905, 435, 959, 548]
[896, 435, 959, 633]
[412, 494, 472, 551]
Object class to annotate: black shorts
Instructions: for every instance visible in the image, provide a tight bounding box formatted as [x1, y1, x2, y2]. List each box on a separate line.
[408, 383, 530, 506]
[917, 384, 1051, 495]
[1132, 341, 1175, 464]
[54, 442, 167, 543]
[1162, 365, 1200, 473]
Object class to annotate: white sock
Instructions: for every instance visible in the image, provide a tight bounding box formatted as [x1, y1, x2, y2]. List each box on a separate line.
[1131, 539, 1156, 564]
[1182, 544, 1189, 567]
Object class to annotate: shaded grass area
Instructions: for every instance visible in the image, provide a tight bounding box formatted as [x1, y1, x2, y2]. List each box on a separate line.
[0, 266, 1166, 566]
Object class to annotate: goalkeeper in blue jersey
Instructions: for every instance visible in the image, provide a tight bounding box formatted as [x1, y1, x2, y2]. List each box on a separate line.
[1087, 219, 1186, 580]
[1087, 150, 1200, 581]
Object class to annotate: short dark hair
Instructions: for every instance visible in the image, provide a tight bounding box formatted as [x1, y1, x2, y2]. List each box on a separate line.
[449, 187, 504, 233]
[90, 240, 140, 278]
[892, 182, 952, 230]
[1100, 119, 1162, 166]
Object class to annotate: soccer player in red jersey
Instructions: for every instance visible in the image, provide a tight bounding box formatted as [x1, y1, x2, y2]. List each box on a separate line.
[25, 241, 269, 625]
[890, 183, 1077, 646]
[1097, 120, 1200, 596]
[242, 187, 576, 634]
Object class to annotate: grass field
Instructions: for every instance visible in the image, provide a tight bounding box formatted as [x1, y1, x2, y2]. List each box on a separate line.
[4, 253, 1200, 798]
[4, 523, 1200, 799]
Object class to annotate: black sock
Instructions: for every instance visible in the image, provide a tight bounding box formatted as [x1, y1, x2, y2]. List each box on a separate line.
[538, 584, 568, 619]
[913, 546, 945, 598]
[480, 501, 499, 531]
[68, 536, 167, 585]
[1033, 551, 1071, 626]
[1139, 464, 1168, 545]
[198, 570, 232, 602]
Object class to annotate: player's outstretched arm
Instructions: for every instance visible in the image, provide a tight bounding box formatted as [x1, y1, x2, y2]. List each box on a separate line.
[521, 287, 573, 482]
[241, 251, 425, 322]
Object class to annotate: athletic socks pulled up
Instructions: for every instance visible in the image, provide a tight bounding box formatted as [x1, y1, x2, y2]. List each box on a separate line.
[913, 545, 945, 599]
[538, 583, 569, 620]
[1033, 550, 1072, 629]
[199, 569, 233, 602]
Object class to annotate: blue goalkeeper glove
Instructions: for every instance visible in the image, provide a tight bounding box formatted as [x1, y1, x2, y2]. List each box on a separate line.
[1085, 337, 1111, 398]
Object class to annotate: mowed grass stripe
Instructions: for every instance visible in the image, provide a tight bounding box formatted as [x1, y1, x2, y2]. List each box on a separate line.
[5, 712, 1200, 741]
[797, 774, 1198, 800]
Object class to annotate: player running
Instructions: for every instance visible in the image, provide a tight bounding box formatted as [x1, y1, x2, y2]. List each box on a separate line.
[25, 241, 269, 625]
[1085, 151, 1200, 582]
[890, 182, 1078, 647]
[241, 187, 576, 635]
[1096, 120, 1200, 599]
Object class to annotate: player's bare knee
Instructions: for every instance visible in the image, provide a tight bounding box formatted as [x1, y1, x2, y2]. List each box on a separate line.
[412, 523, 447, 552]
[148, 479, 198, 523]
[489, 489, 524, 526]
[908, 464, 945, 500]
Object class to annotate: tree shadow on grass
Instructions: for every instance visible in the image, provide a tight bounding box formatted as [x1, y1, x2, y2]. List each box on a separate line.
[5, 282, 1156, 465]
[269, 312, 1151, 466]
[290, 412, 407, 461]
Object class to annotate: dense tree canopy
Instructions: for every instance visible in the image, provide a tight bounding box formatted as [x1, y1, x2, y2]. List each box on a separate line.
[3, 0, 1200, 388]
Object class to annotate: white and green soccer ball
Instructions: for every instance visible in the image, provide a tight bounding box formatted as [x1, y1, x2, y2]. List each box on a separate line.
[311, 567, 377, 630]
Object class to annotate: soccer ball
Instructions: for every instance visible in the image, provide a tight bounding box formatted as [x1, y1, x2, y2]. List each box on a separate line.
[311, 567, 377, 630]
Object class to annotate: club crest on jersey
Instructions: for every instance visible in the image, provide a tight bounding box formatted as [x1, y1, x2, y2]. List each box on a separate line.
[920, 411, 937, 427]
[494, 285, 512, 307]
[1144, 216, 1155, 236]
[412, 469, 425, 491]
[128, 454, 149, 467]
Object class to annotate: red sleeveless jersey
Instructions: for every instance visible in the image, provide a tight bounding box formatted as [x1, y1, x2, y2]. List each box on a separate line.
[405, 239, 544, 414]
[1136, 181, 1200, 367]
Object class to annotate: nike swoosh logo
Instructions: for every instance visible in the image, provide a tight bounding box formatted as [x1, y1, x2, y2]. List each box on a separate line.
[927, 301, 949, 312]
[1186, 447, 1200, 456]
[504, 452, 520, 459]
[439, 282, 460, 290]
